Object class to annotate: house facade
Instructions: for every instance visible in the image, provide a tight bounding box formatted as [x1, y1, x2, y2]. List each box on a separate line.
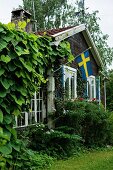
[12, 9, 104, 128]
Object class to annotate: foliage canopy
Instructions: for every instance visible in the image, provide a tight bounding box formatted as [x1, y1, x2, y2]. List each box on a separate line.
[22, 0, 113, 66]
[106, 70, 113, 111]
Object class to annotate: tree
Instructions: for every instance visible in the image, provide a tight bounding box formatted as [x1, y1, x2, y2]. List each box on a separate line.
[78, 10, 113, 67]
[23, 0, 76, 30]
[106, 70, 113, 111]
[22, 0, 113, 66]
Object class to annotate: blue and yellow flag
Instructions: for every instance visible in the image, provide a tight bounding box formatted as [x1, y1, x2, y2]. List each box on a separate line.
[75, 50, 93, 80]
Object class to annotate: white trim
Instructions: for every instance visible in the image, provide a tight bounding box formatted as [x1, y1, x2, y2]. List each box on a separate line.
[51, 24, 86, 46]
[34, 91, 37, 122]
[63, 65, 77, 99]
[25, 112, 28, 126]
[15, 87, 44, 128]
[15, 111, 28, 127]
[52, 24, 85, 38]
[98, 76, 101, 104]
[87, 75, 96, 99]
[82, 29, 103, 68]
[63, 65, 77, 72]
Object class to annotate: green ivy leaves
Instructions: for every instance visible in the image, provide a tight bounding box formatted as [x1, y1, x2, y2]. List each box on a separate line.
[0, 143, 12, 155]
[0, 90, 7, 98]
[4, 115, 12, 124]
[15, 46, 30, 56]
[0, 68, 5, 76]
[0, 55, 11, 63]
[0, 22, 74, 169]
[0, 27, 4, 32]
[0, 40, 8, 52]
[1, 78, 11, 89]
[0, 109, 3, 123]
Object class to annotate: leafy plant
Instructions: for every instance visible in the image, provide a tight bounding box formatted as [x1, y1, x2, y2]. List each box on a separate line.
[12, 148, 53, 170]
[17, 123, 82, 159]
[55, 99, 112, 147]
[0, 22, 74, 169]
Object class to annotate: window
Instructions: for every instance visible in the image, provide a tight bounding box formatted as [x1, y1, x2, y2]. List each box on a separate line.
[63, 65, 77, 99]
[15, 112, 28, 127]
[15, 87, 43, 128]
[87, 76, 96, 99]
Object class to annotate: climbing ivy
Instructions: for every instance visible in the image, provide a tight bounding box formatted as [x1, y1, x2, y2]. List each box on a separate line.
[0, 22, 74, 169]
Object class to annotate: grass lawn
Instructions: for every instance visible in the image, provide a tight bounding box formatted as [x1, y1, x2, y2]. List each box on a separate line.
[49, 150, 113, 170]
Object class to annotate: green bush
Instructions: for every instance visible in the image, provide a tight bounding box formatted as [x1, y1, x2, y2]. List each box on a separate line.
[17, 100, 113, 163]
[10, 137, 53, 170]
[18, 123, 82, 159]
[43, 130, 82, 158]
[106, 112, 113, 145]
[12, 149, 53, 170]
[55, 99, 112, 147]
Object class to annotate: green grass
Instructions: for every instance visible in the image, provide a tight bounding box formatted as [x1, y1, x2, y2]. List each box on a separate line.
[49, 150, 113, 170]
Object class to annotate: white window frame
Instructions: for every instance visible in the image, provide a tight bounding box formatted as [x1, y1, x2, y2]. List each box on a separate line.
[15, 112, 28, 128]
[15, 87, 43, 128]
[63, 65, 77, 99]
[87, 75, 96, 100]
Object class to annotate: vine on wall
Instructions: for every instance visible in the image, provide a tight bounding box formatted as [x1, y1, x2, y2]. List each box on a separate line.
[0, 22, 74, 168]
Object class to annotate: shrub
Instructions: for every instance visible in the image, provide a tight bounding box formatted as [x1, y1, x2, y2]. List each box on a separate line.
[43, 130, 82, 158]
[12, 140, 53, 170]
[17, 123, 82, 159]
[55, 99, 112, 147]
[17, 100, 113, 163]
[106, 112, 113, 145]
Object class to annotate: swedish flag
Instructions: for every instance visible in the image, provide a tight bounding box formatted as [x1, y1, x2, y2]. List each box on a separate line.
[75, 50, 93, 80]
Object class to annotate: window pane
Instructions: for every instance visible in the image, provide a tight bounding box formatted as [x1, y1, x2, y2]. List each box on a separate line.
[40, 88, 43, 98]
[40, 100, 42, 110]
[17, 112, 25, 126]
[16, 87, 43, 127]
[88, 82, 90, 98]
[64, 66, 77, 100]
[65, 77, 69, 98]
[87, 76, 96, 99]
[31, 99, 35, 111]
[32, 112, 35, 124]
[92, 85, 94, 98]
[28, 112, 32, 124]
[37, 112, 42, 122]
[71, 76, 75, 99]
[37, 100, 39, 111]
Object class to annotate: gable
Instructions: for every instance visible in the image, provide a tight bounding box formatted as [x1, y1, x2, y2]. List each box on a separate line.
[37, 24, 103, 69]
[67, 32, 99, 76]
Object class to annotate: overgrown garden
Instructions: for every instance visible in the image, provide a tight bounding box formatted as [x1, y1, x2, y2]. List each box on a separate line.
[17, 99, 113, 169]
[0, 21, 113, 169]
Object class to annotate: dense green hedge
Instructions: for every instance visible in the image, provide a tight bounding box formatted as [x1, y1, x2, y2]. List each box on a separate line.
[55, 99, 113, 147]
[17, 100, 113, 163]
[17, 123, 82, 159]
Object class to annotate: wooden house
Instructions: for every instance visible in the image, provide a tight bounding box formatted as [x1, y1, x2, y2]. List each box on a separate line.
[12, 9, 104, 128]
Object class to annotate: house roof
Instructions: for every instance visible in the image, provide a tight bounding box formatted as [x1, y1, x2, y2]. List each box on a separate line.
[36, 26, 74, 37]
[36, 24, 103, 68]
[11, 8, 31, 16]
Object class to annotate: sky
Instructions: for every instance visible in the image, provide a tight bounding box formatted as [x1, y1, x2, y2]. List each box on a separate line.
[85, 0, 113, 48]
[0, 0, 113, 56]
[0, 0, 113, 48]
[0, 0, 23, 24]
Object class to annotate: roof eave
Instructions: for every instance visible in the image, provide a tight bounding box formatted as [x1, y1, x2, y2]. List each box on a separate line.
[82, 29, 104, 68]
[51, 24, 86, 46]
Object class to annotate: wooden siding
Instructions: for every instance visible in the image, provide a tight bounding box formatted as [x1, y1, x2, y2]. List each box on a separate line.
[67, 32, 99, 76]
